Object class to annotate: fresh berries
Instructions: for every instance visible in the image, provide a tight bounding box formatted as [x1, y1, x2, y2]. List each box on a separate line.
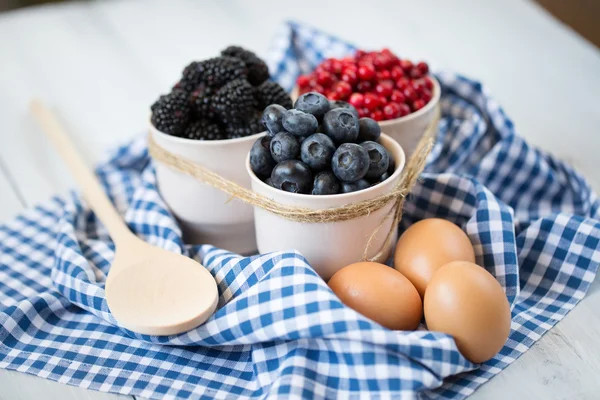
[331, 143, 370, 183]
[282, 109, 319, 137]
[270, 132, 300, 163]
[151, 45, 292, 140]
[270, 160, 313, 194]
[250, 136, 276, 178]
[360, 141, 389, 179]
[312, 171, 341, 195]
[221, 46, 269, 86]
[261, 104, 286, 136]
[323, 108, 359, 144]
[195, 56, 247, 88]
[294, 92, 330, 120]
[182, 119, 224, 141]
[251, 99, 393, 195]
[357, 118, 381, 142]
[296, 49, 433, 122]
[300, 133, 336, 171]
[256, 80, 293, 110]
[212, 78, 257, 124]
[150, 90, 191, 136]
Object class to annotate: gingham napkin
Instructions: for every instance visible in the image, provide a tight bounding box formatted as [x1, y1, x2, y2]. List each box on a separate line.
[1, 21, 599, 400]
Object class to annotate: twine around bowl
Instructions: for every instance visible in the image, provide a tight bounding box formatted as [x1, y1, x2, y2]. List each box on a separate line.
[148, 106, 440, 261]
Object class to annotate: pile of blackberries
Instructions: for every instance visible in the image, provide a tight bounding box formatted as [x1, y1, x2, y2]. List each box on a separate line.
[250, 92, 395, 195]
[151, 46, 292, 140]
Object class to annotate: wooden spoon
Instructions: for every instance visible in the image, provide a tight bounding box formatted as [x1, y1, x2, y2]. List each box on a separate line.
[31, 100, 218, 336]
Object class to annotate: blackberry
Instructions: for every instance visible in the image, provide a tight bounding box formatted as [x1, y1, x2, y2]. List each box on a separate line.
[181, 119, 224, 141]
[189, 85, 215, 119]
[225, 113, 264, 139]
[175, 61, 202, 93]
[255, 80, 293, 109]
[212, 79, 257, 124]
[221, 46, 269, 86]
[151, 90, 191, 136]
[197, 56, 247, 88]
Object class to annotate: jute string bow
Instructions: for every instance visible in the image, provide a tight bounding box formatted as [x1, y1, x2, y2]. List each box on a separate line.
[149, 106, 440, 261]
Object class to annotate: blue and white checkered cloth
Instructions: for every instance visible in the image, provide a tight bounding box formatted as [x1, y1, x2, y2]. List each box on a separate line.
[1, 21, 599, 399]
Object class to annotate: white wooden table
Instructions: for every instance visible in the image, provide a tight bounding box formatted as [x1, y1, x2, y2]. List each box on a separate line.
[1, 0, 599, 398]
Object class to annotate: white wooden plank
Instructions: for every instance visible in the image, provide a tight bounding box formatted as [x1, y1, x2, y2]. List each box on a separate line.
[0, 369, 131, 400]
[0, 163, 24, 222]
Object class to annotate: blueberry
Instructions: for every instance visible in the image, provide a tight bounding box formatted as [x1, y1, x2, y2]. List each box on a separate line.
[323, 108, 359, 144]
[294, 92, 330, 120]
[360, 141, 389, 179]
[265, 177, 274, 187]
[358, 118, 381, 142]
[282, 109, 318, 137]
[341, 179, 370, 193]
[250, 136, 276, 178]
[312, 171, 340, 195]
[270, 131, 300, 163]
[270, 160, 313, 194]
[331, 143, 370, 182]
[261, 104, 286, 136]
[329, 100, 360, 119]
[300, 133, 336, 171]
[296, 134, 310, 143]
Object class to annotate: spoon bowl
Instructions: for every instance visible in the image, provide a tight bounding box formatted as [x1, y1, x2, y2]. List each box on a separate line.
[106, 236, 219, 336]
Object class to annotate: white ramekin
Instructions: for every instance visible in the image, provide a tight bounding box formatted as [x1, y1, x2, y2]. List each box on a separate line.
[246, 134, 406, 280]
[149, 123, 264, 254]
[378, 76, 441, 159]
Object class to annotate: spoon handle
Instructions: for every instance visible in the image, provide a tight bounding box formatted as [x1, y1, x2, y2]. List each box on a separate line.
[30, 100, 134, 245]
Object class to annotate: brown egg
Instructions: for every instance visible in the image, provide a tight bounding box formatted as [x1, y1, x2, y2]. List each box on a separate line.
[424, 261, 511, 363]
[394, 218, 475, 298]
[328, 262, 422, 331]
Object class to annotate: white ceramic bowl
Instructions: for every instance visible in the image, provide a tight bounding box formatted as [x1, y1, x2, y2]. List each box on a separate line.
[379, 76, 441, 159]
[149, 123, 264, 254]
[246, 134, 406, 280]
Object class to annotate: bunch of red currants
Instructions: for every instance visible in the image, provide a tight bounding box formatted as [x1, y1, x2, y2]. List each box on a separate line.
[296, 49, 434, 121]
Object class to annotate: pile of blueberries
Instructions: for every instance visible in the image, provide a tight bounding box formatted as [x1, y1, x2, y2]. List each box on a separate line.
[250, 92, 395, 195]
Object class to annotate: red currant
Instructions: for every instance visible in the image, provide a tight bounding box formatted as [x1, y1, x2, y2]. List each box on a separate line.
[421, 89, 432, 104]
[313, 84, 325, 93]
[355, 50, 367, 59]
[341, 70, 358, 86]
[409, 67, 424, 79]
[376, 70, 391, 81]
[358, 107, 370, 118]
[400, 59, 413, 72]
[349, 92, 365, 109]
[395, 77, 410, 90]
[334, 81, 352, 99]
[370, 110, 384, 121]
[363, 93, 380, 111]
[357, 81, 373, 93]
[412, 99, 426, 111]
[358, 64, 376, 81]
[416, 61, 429, 75]
[391, 66, 405, 80]
[375, 81, 393, 98]
[328, 91, 341, 100]
[402, 87, 418, 102]
[390, 90, 406, 104]
[333, 60, 344, 75]
[297, 75, 311, 89]
[383, 102, 401, 119]
[317, 71, 334, 87]
[424, 77, 434, 90]
[398, 103, 411, 117]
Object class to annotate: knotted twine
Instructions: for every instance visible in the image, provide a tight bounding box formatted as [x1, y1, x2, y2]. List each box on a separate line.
[148, 106, 440, 261]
